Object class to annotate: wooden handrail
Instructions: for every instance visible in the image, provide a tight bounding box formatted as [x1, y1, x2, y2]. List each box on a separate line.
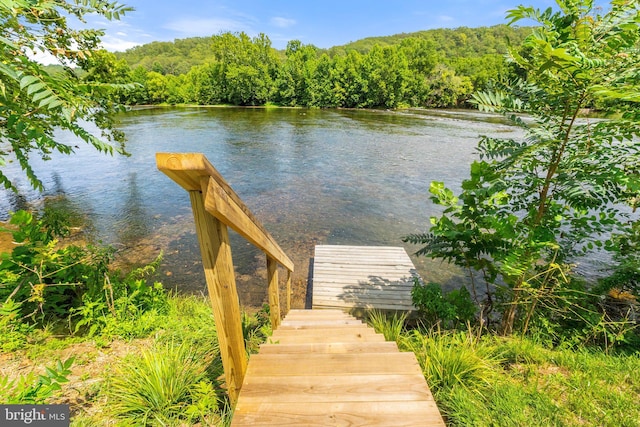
[157, 153, 293, 270]
[156, 152, 294, 404]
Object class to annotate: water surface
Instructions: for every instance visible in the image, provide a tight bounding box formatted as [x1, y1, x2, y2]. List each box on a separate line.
[2, 107, 523, 307]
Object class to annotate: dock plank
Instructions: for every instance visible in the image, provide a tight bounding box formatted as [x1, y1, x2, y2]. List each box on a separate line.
[312, 245, 418, 311]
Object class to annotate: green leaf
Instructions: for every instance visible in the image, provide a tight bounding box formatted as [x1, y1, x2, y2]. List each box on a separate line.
[0, 63, 18, 81]
[26, 82, 46, 95]
[38, 95, 60, 109]
[19, 75, 39, 90]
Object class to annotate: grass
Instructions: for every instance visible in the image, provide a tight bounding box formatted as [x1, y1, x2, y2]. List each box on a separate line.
[410, 332, 640, 426]
[0, 294, 239, 426]
[106, 341, 222, 426]
[366, 309, 407, 343]
[400, 329, 500, 393]
[3, 297, 639, 426]
[361, 311, 640, 426]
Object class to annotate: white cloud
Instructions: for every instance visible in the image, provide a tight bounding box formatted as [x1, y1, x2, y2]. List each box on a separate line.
[164, 18, 250, 36]
[28, 49, 60, 66]
[270, 17, 296, 28]
[100, 36, 143, 52]
[438, 15, 454, 22]
[79, 16, 147, 52]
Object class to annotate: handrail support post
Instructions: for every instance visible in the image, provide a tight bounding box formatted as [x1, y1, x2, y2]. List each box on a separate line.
[189, 187, 247, 404]
[266, 256, 281, 329]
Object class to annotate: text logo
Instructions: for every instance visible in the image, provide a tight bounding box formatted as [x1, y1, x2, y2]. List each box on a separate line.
[0, 405, 69, 426]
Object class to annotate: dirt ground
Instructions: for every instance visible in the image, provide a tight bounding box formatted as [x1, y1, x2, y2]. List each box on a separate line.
[0, 222, 16, 253]
[0, 338, 153, 419]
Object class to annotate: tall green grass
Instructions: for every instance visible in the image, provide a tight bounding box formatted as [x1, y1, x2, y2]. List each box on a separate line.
[366, 309, 408, 343]
[400, 330, 500, 392]
[106, 340, 225, 426]
[402, 330, 640, 426]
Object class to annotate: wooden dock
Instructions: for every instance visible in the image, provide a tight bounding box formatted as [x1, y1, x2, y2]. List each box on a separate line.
[312, 245, 418, 311]
[231, 309, 445, 426]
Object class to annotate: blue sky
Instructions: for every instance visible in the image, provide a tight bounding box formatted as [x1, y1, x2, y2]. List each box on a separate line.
[96, 0, 563, 52]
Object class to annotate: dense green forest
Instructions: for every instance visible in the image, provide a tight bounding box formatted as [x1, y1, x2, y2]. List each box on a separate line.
[82, 25, 532, 108]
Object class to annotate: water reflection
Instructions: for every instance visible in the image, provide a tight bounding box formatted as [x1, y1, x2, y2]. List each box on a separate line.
[40, 173, 96, 241]
[5, 187, 29, 214]
[116, 173, 152, 244]
[49, 173, 66, 195]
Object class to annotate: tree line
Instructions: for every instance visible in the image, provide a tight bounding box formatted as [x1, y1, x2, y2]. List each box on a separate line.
[83, 26, 531, 109]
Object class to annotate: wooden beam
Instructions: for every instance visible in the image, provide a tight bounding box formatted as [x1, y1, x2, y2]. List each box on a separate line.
[204, 177, 294, 272]
[285, 270, 291, 315]
[157, 152, 234, 193]
[267, 256, 281, 329]
[189, 189, 247, 404]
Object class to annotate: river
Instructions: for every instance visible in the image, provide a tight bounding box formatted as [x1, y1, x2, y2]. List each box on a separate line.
[1, 107, 528, 307]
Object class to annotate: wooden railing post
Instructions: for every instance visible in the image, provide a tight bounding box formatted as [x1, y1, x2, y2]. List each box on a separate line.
[189, 187, 246, 404]
[286, 270, 292, 314]
[266, 256, 281, 329]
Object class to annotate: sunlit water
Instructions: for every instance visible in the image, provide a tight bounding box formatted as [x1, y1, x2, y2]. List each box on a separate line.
[0, 107, 606, 307]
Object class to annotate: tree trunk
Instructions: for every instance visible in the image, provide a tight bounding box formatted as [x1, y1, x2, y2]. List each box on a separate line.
[500, 288, 521, 335]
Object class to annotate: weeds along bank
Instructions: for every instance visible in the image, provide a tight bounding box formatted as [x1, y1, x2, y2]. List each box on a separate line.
[367, 311, 640, 427]
[0, 209, 270, 425]
[1, 209, 639, 426]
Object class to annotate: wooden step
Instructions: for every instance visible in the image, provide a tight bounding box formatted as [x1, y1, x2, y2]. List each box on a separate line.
[279, 319, 364, 329]
[238, 373, 435, 403]
[287, 309, 349, 315]
[257, 341, 399, 354]
[284, 309, 354, 319]
[232, 309, 445, 426]
[245, 352, 422, 377]
[232, 401, 444, 427]
[269, 327, 385, 344]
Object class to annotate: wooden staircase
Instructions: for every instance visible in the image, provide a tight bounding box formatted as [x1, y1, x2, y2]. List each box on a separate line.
[231, 309, 445, 426]
[157, 154, 444, 425]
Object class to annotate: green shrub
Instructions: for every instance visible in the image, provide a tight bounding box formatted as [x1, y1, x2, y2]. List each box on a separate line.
[0, 209, 170, 341]
[0, 358, 73, 404]
[107, 341, 222, 426]
[411, 279, 475, 327]
[70, 256, 169, 339]
[0, 210, 112, 320]
[0, 298, 34, 351]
